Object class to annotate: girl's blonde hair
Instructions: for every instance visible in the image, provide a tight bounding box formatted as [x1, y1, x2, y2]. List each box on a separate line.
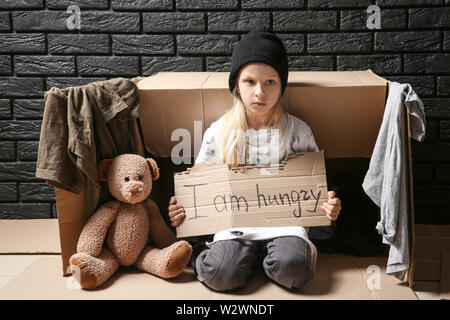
[220, 90, 284, 167]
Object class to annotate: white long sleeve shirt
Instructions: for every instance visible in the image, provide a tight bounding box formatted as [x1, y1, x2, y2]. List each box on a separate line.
[195, 111, 319, 165]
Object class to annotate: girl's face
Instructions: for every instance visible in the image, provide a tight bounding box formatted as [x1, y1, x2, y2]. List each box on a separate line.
[236, 62, 282, 118]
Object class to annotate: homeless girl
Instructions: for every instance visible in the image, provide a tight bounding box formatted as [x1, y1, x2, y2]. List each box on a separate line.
[168, 27, 342, 291]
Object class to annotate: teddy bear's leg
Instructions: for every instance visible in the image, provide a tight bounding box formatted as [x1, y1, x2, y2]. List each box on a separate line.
[69, 247, 120, 289]
[134, 240, 192, 279]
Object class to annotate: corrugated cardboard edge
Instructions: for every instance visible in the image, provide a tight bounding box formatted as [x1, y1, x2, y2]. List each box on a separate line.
[55, 186, 88, 276]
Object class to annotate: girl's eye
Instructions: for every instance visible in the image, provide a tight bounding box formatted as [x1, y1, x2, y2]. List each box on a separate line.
[138, 175, 143, 181]
[245, 79, 274, 85]
[125, 177, 130, 182]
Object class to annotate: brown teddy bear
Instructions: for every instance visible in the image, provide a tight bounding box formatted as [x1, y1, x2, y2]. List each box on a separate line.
[69, 154, 192, 289]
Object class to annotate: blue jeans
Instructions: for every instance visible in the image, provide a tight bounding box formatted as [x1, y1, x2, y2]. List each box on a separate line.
[192, 236, 315, 292]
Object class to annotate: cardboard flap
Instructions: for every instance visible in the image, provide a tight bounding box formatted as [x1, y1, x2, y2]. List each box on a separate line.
[137, 70, 387, 159]
[55, 186, 88, 276]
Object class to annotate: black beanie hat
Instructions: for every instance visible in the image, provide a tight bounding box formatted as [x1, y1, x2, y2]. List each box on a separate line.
[229, 26, 289, 96]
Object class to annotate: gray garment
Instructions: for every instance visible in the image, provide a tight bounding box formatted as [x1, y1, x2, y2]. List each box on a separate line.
[362, 82, 426, 281]
[194, 236, 314, 291]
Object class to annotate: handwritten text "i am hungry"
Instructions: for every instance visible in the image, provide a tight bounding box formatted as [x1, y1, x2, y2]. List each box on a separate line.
[182, 183, 322, 220]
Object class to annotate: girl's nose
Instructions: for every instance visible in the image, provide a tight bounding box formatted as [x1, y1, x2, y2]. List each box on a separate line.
[255, 83, 265, 97]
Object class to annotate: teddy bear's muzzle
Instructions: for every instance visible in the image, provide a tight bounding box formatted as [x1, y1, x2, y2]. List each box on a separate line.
[122, 183, 145, 202]
[129, 186, 139, 195]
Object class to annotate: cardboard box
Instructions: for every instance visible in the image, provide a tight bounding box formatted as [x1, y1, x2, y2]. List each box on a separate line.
[413, 225, 450, 281]
[52, 70, 417, 288]
[174, 151, 330, 238]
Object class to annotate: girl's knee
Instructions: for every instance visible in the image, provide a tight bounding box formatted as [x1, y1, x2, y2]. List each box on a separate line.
[263, 237, 315, 289]
[193, 241, 254, 292]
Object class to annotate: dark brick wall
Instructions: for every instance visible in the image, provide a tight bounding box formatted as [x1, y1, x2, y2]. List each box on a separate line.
[0, 0, 449, 223]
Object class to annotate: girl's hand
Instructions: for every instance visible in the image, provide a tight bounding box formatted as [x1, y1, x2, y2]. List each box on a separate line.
[321, 191, 341, 221]
[168, 196, 186, 227]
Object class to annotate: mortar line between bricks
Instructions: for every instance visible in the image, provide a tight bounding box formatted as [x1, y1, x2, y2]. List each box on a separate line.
[10, 53, 15, 77]
[337, 9, 340, 31]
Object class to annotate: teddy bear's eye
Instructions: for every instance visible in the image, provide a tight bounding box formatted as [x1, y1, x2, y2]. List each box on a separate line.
[138, 175, 143, 181]
[125, 177, 130, 182]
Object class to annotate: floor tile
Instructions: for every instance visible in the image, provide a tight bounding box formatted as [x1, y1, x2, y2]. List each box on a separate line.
[0, 255, 40, 277]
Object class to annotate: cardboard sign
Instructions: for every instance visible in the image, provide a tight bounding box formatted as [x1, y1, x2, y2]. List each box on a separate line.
[174, 151, 330, 238]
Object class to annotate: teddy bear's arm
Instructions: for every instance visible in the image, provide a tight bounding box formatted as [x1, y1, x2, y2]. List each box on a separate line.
[77, 200, 121, 257]
[142, 199, 178, 249]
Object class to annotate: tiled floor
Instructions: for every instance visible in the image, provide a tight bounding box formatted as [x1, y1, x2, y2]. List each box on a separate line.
[0, 254, 442, 300]
[0, 255, 40, 291]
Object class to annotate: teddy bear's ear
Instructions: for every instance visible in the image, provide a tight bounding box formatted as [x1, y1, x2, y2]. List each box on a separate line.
[146, 158, 159, 181]
[98, 159, 113, 182]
